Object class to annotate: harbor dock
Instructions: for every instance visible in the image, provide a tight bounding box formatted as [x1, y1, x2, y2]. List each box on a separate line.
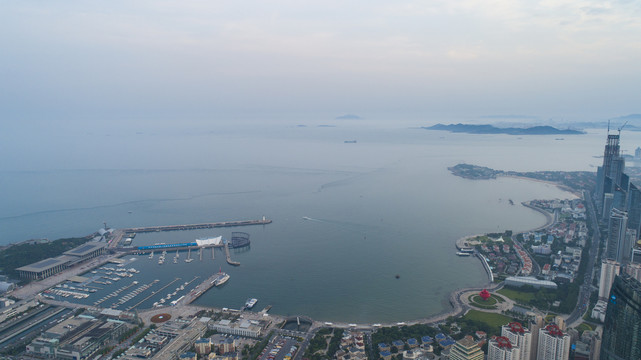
[183, 272, 223, 305]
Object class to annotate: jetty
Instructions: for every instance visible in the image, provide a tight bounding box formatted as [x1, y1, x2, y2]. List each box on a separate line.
[224, 242, 240, 266]
[183, 272, 222, 305]
[122, 218, 271, 234]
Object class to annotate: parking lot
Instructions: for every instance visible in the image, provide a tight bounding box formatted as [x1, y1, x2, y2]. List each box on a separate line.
[259, 335, 301, 360]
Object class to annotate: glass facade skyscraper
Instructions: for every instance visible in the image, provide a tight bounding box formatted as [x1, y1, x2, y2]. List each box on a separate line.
[600, 274, 641, 360]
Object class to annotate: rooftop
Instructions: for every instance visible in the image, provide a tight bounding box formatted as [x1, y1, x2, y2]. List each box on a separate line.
[63, 242, 107, 257]
[493, 336, 512, 349]
[17, 256, 71, 272]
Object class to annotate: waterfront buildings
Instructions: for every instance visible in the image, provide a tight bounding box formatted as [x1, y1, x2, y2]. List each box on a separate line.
[338, 331, 367, 360]
[501, 322, 531, 360]
[209, 318, 269, 338]
[16, 241, 107, 280]
[536, 324, 570, 360]
[600, 274, 641, 360]
[488, 337, 521, 360]
[448, 336, 484, 360]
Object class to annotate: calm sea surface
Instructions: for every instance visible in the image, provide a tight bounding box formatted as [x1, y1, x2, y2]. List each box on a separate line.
[2, 121, 637, 322]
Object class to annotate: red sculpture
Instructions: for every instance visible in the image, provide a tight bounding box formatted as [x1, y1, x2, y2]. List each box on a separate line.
[479, 289, 491, 301]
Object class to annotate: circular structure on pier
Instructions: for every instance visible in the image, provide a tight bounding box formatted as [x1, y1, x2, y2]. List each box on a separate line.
[150, 313, 172, 323]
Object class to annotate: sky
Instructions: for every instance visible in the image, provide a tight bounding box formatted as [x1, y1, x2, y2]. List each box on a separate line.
[1, 0, 641, 125]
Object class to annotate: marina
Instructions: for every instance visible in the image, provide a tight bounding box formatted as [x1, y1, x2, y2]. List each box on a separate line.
[36, 229, 253, 315]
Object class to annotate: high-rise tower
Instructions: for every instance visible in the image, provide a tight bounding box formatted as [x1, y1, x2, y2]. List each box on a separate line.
[606, 208, 628, 263]
[537, 324, 570, 360]
[599, 260, 621, 300]
[600, 274, 641, 360]
[488, 337, 521, 360]
[501, 322, 532, 360]
[603, 134, 620, 182]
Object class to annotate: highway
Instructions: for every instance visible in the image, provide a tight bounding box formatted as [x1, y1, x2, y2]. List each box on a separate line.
[566, 190, 601, 326]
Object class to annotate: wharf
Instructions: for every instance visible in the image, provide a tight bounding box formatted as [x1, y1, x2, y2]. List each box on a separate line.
[123, 219, 271, 234]
[183, 273, 221, 305]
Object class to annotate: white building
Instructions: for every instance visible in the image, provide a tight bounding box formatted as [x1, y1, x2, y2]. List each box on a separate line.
[501, 322, 531, 360]
[537, 325, 570, 360]
[488, 337, 521, 360]
[591, 300, 608, 322]
[209, 319, 265, 338]
[598, 259, 621, 300]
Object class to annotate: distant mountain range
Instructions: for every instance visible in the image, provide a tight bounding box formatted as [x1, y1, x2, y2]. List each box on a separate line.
[556, 114, 641, 131]
[424, 123, 585, 135]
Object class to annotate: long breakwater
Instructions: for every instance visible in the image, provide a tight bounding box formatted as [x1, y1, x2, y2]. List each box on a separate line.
[123, 218, 272, 234]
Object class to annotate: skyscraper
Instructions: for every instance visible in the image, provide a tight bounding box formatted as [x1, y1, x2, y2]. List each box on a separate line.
[488, 337, 521, 360]
[626, 183, 641, 237]
[529, 315, 544, 360]
[597, 134, 621, 210]
[602, 134, 620, 181]
[606, 208, 628, 263]
[599, 260, 621, 300]
[600, 274, 641, 360]
[609, 157, 625, 190]
[537, 324, 570, 360]
[602, 193, 614, 221]
[501, 322, 532, 360]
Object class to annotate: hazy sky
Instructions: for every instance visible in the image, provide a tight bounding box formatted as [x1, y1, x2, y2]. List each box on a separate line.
[2, 0, 641, 123]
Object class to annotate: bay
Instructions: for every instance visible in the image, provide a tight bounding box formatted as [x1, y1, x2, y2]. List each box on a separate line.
[1, 120, 628, 322]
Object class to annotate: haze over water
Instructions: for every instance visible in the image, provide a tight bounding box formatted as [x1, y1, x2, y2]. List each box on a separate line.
[2, 120, 632, 322]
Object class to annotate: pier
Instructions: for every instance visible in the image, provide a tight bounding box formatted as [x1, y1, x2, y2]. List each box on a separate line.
[122, 218, 271, 235]
[224, 242, 240, 266]
[183, 273, 221, 305]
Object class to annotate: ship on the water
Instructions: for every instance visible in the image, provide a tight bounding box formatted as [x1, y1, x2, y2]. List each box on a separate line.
[456, 252, 472, 257]
[212, 268, 230, 286]
[244, 298, 258, 309]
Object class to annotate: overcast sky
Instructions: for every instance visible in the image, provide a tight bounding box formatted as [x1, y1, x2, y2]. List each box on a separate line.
[2, 0, 641, 124]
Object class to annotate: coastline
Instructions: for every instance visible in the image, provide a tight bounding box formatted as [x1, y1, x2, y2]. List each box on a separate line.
[499, 174, 582, 198]
[437, 182, 568, 325]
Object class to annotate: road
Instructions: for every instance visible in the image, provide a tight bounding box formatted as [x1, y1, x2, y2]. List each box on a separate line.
[566, 190, 601, 326]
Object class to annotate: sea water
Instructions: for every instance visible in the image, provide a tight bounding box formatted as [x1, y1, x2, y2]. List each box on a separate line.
[1, 119, 632, 322]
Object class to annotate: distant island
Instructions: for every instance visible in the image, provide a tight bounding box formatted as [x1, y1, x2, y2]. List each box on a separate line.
[335, 114, 362, 120]
[448, 163, 595, 192]
[424, 123, 584, 135]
